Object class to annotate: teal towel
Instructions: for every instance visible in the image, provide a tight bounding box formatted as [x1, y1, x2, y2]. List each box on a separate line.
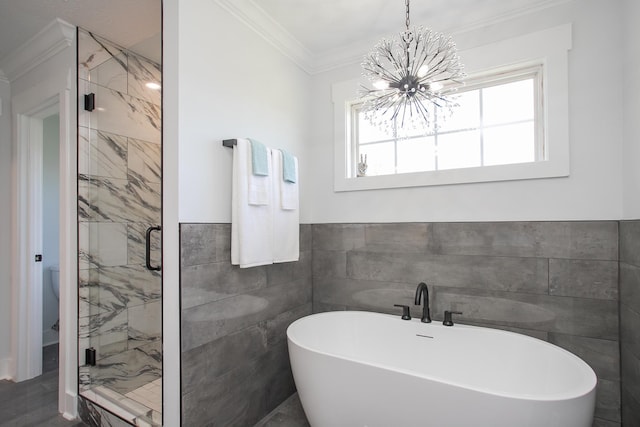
[249, 138, 269, 176]
[280, 149, 296, 183]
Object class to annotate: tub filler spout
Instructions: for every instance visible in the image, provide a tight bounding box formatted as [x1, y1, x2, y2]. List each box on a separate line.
[414, 282, 431, 323]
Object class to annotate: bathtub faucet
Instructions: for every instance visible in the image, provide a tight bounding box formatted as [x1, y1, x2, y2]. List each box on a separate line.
[414, 282, 432, 323]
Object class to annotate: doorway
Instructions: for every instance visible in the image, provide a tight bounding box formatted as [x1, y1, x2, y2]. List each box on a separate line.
[42, 112, 61, 379]
[13, 102, 58, 382]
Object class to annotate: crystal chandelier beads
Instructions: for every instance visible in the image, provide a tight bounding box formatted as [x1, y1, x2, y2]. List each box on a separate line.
[360, 0, 465, 136]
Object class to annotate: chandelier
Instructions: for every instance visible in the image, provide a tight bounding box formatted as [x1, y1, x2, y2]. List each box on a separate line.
[360, 0, 465, 136]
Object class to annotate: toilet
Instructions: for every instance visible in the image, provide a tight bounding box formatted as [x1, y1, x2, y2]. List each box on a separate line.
[49, 265, 60, 301]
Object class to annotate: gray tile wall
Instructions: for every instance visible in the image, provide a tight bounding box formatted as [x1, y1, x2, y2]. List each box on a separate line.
[180, 224, 312, 427]
[620, 220, 640, 427]
[312, 222, 620, 426]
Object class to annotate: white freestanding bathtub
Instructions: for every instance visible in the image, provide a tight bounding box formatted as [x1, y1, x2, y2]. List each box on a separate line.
[287, 311, 596, 427]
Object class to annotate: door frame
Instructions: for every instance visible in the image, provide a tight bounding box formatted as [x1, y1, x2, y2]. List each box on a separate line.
[11, 72, 78, 419]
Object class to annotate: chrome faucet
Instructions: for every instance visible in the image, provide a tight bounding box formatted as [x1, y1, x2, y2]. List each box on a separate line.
[414, 282, 431, 323]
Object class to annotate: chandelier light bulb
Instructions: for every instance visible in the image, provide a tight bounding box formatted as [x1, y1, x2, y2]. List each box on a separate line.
[373, 80, 390, 90]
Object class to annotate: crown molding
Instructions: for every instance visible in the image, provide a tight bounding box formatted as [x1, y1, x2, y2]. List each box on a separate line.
[311, 38, 372, 74]
[0, 18, 75, 83]
[447, 0, 574, 37]
[218, 0, 573, 75]
[214, 0, 314, 74]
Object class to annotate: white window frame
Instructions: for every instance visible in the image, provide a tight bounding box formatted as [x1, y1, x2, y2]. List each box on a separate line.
[351, 65, 544, 175]
[332, 24, 572, 192]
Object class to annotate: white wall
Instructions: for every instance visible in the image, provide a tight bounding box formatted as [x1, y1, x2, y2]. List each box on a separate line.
[0, 77, 12, 378]
[42, 113, 59, 346]
[622, 0, 640, 219]
[308, 0, 624, 223]
[177, 0, 311, 223]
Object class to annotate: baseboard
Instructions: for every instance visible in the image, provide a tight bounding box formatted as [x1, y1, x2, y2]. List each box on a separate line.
[0, 357, 12, 380]
[43, 330, 60, 347]
[61, 389, 78, 420]
[62, 411, 77, 421]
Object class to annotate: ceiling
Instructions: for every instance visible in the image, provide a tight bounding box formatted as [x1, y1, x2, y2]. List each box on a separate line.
[254, 0, 565, 55]
[0, 0, 566, 73]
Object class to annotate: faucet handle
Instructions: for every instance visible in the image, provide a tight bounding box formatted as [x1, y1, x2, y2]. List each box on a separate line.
[394, 304, 412, 320]
[443, 310, 463, 326]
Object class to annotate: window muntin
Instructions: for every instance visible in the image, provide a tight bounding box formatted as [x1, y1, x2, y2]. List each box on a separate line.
[351, 66, 543, 178]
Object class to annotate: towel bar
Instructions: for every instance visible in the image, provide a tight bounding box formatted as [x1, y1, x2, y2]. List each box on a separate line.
[223, 139, 237, 148]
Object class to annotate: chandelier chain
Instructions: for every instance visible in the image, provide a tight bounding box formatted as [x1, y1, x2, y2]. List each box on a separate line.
[405, 0, 410, 31]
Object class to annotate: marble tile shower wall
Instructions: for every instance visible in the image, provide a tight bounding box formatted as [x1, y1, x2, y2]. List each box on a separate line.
[312, 222, 620, 427]
[77, 29, 162, 392]
[620, 221, 640, 426]
[180, 224, 312, 426]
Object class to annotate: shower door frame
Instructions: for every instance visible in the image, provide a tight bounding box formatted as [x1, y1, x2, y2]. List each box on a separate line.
[76, 27, 164, 424]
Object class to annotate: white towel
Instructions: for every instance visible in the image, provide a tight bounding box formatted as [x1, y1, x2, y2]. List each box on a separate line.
[232, 139, 274, 268]
[272, 150, 299, 263]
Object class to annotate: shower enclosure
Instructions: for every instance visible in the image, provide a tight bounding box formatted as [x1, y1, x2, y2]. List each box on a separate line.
[77, 28, 162, 425]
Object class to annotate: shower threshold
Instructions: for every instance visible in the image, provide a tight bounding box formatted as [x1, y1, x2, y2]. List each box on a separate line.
[80, 379, 162, 426]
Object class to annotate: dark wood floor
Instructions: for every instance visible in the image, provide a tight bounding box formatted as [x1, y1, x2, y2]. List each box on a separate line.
[0, 344, 86, 427]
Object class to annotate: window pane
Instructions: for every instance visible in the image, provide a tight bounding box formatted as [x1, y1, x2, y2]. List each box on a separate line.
[483, 79, 534, 126]
[397, 122, 430, 138]
[358, 110, 393, 143]
[359, 141, 395, 176]
[396, 103, 435, 138]
[352, 69, 541, 178]
[483, 122, 535, 166]
[438, 90, 480, 132]
[437, 130, 481, 170]
[397, 137, 436, 173]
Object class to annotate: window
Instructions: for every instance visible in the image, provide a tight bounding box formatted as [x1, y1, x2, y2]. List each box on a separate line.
[352, 66, 543, 177]
[332, 24, 572, 192]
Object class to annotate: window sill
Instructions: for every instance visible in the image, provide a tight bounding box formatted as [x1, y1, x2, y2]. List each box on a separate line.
[334, 159, 569, 192]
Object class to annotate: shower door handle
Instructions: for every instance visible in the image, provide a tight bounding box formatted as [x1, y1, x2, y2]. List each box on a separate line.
[145, 225, 162, 271]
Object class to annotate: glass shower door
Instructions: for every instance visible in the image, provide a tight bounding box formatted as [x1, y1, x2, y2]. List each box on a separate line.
[77, 28, 162, 425]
